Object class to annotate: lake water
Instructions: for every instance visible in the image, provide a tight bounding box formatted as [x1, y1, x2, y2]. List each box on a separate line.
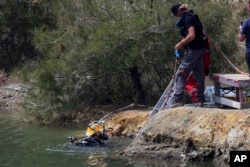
[0, 109, 220, 167]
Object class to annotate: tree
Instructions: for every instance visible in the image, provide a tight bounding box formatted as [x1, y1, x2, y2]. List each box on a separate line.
[18, 0, 242, 123]
[0, 0, 56, 72]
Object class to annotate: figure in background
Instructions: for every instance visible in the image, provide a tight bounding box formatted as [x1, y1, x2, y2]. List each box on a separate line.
[238, 19, 250, 76]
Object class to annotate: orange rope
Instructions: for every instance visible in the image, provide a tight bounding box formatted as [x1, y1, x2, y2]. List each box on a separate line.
[209, 38, 248, 76]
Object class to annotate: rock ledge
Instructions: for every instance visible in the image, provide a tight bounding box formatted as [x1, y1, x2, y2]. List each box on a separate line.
[106, 106, 250, 166]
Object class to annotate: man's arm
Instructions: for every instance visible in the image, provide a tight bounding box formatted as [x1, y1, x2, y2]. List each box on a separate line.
[175, 26, 195, 49]
[238, 33, 246, 42]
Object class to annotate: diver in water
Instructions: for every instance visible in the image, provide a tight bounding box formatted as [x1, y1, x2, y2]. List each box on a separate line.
[68, 121, 109, 146]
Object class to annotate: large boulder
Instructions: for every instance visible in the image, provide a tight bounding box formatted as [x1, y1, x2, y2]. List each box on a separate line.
[106, 106, 250, 166]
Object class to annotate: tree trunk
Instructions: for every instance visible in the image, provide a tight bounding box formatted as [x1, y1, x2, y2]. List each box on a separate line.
[129, 66, 146, 104]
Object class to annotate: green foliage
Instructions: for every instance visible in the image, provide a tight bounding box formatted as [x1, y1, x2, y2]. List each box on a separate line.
[9, 0, 245, 122]
[193, 2, 239, 74]
[0, 0, 56, 72]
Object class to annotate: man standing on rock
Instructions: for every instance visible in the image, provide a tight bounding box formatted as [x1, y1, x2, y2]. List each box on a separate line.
[170, 3, 206, 108]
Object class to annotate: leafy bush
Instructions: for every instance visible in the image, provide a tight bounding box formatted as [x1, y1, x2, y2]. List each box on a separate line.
[8, 0, 244, 122]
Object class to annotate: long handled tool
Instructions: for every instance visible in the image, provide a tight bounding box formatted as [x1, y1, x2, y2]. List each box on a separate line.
[149, 55, 180, 117]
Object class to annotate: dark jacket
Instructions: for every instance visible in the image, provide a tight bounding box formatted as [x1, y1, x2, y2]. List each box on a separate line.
[176, 10, 205, 50]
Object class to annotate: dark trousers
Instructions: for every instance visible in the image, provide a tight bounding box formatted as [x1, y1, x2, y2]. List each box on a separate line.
[245, 52, 250, 73]
[173, 48, 205, 102]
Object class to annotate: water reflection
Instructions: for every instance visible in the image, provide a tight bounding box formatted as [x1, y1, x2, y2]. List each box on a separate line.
[86, 152, 107, 167]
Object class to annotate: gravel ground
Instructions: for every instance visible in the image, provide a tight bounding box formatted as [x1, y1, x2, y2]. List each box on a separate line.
[0, 83, 28, 110]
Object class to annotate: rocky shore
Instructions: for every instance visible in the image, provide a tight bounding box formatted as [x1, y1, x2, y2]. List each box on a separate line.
[105, 107, 250, 166]
[0, 83, 28, 110]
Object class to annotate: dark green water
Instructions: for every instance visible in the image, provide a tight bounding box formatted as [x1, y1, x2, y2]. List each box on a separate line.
[0, 109, 220, 167]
